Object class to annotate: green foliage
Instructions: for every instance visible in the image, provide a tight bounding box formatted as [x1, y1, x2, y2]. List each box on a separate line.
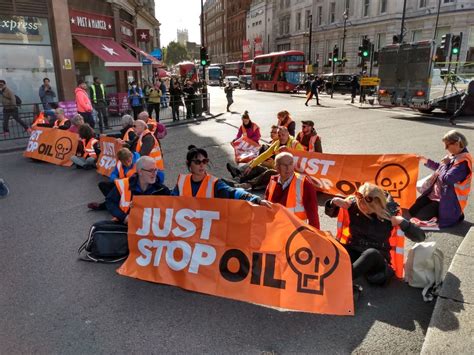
[164, 41, 189, 65]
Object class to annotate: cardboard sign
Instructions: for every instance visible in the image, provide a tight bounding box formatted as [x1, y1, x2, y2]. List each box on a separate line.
[96, 136, 123, 176]
[232, 136, 261, 163]
[290, 150, 419, 208]
[360, 77, 381, 86]
[117, 196, 354, 316]
[24, 127, 79, 166]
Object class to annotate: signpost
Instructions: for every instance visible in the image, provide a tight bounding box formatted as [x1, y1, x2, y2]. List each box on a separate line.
[360, 77, 381, 86]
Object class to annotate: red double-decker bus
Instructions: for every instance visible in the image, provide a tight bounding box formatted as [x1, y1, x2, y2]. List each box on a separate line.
[251, 50, 305, 92]
[177, 61, 198, 82]
[244, 60, 253, 74]
[224, 61, 245, 77]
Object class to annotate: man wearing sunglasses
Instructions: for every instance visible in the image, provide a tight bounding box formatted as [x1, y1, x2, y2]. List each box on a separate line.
[106, 156, 170, 224]
[296, 120, 323, 153]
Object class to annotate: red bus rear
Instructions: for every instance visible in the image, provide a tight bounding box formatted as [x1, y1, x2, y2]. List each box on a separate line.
[251, 51, 305, 92]
[178, 61, 198, 82]
[244, 60, 253, 75]
[224, 61, 244, 77]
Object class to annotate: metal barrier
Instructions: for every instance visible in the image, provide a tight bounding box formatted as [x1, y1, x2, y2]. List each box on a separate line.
[0, 94, 211, 141]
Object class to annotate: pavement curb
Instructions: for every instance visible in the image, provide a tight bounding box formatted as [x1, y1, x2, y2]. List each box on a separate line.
[347, 103, 385, 109]
[420, 226, 474, 354]
[0, 113, 220, 154]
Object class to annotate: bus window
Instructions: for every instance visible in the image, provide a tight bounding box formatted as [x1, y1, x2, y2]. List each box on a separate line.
[285, 72, 304, 85]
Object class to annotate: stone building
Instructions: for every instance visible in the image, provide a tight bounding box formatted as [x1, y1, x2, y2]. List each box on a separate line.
[225, 0, 252, 61]
[203, 0, 227, 64]
[245, 0, 274, 58]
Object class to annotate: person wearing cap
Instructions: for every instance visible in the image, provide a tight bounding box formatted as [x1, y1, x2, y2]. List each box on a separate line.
[296, 120, 322, 153]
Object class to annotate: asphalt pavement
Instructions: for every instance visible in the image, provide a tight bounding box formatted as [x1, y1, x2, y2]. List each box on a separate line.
[0, 87, 473, 353]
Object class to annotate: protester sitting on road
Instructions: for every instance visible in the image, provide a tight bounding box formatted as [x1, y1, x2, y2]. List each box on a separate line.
[71, 124, 99, 170]
[171, 145, 271, 207]
[265, 152, 320, 228]
[226, 126, 304, 190]
[325, 183, 425, 285]
[234, 110, 261, 144]
[409, 130, 471, 228]
[277, 110, 296, 136]
[296, 120, 323, 153]
[131, 119, 164, 172]
[31, 111, 50, 128]
[106, 156, 170, 224]
[137, 110, 157, 134]
[52, 108, 71, 130]
[68, 114, 84, 134]
[110, 114, 136, 145]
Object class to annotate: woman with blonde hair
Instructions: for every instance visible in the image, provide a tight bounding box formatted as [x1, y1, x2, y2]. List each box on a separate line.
[276, 110, 295, 136]
[325, 183, 425, 285]
[410, 130, 471, 228]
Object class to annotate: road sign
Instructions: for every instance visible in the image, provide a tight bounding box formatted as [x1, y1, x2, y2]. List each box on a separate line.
[360, 77, 381, 86]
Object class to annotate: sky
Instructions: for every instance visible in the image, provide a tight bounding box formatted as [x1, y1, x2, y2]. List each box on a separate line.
[156, 0, 202, 47]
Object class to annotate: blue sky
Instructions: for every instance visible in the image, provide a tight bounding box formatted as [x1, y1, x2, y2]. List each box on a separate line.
[156, 0, 202, 46]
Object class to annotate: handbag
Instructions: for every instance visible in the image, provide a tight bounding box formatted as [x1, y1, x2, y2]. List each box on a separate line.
[78, 220, 129, 263]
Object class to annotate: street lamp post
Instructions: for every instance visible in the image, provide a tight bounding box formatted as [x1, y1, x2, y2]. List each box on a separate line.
[340, 10, 348, 72]
[200, 0, 208, 112]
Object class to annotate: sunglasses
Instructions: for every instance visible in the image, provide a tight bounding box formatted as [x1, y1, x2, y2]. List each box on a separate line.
[191, 158, 209, 165]
[355, 191, 373, 203]
[141, 168, 158, 174]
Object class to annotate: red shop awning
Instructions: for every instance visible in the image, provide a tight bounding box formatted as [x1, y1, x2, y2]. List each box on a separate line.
[74, 36, 142, 71]
[122, 41, 161, 66]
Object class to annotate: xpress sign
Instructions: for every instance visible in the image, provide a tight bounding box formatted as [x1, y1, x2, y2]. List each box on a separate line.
[118, 196, 354, 316]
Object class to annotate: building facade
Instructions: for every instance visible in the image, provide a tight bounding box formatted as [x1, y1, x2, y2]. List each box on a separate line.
[204, 0, 227, 64]
[225, 0, 252, 61]
[246, 0, 274, 58]
[0, 0, 161, 104]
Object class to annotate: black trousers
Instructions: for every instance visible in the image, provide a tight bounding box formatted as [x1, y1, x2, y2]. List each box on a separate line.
[3, 108, 28, 132]
[132, 105, 143, 120]
[409, 195, 439, 221]
[78, 111, 94, 129]
[346, 246, 387, 280]
[93, 102, 109, 132]
[147, 103, 160, 121]
[95, 181, 115, 210]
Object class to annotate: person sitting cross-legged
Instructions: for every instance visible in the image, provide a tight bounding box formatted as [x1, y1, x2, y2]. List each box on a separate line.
[71, 124, 99, 170]
[265, 152, 320, 229]
[106, 156, 170, 224]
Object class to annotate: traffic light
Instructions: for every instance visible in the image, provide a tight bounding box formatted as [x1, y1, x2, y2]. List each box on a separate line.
[451, 35, 461, 56]
[332, 46, 339, 62]
[361, 37, 370, 58]
[440, 33, 451, 56]
[200, 46, 210, 66]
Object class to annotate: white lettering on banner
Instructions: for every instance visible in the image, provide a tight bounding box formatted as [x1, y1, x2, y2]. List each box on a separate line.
[26, 130, 44, 152]
[98, 156, 116, 170]
[136, 240, 216, 273]
[74, 16, 108, 30]
[0, 20, 40, 32]
[293, 157, 336, 176]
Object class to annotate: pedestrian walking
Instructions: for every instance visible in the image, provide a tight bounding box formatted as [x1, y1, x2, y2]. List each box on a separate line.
[0, 79, 29, 135]
[75, 79, 94, 128]
[160, 79, 168, 108]
[183, 80, 196, 119]
[38, 77, 57, 112]
[170, 80, 183, 121]
[305, 76, 320, 106]
[90, 77, 109, 132]
[128, 81, 144, 119]
[147, 81, 162, 121]
[351, 75, 359, 104]
[224, 82, 234, 112]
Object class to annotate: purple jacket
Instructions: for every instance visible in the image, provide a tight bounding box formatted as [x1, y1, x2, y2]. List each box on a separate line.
[236, 122, 261, 144]
[424, 148, 471, 228]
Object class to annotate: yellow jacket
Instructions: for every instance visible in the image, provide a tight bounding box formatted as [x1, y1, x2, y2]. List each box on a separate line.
[249, 136, 304, 168]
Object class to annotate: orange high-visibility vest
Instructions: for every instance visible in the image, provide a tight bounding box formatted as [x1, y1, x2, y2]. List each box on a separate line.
[176, 174, 218, 198]
[452, 152, 472, 212]
[336, 207, 405, 279]
[241, 123, 257, 137]
[296, 131, 319, 152]
[114, 177, 132, 213]
[82, 138, 98, 159]
[116, 160, 136, 179]
[123, 127, 134, 141]
[147, 118, 157, 133]
[32, 112, 48, 127]
[54, 118, 69, 128]
[267, 173, 308, 221]
[136, 129, 164, 170]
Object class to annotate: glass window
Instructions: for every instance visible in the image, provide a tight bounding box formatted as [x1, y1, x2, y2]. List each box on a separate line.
[419, 0, 427, 7]
[282, 55, 304, 62]
[284, 72, 304, 85]
[317, 6, 322, 26]
[380, 0, 387, 14]
[296, 12, 301, 31]
[363, 0, 370, 17]
[329, 3, 335, 23]
[0, 16, 51, 45]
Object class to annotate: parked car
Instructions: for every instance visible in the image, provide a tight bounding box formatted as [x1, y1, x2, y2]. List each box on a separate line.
[223, 76, 240, 88]
[322, 74, 355, 95]
[238, 75, 252, 89]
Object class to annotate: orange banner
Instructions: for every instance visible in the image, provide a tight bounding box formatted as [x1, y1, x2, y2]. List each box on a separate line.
[290, 150, 419, 208]
[96, 136, 123, 176]
[23, 127, 79, 166]
[231, 136, 261, 163]
[117, 196, 354, 316]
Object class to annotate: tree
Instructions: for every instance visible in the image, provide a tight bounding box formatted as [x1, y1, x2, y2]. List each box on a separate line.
[164, 41, 188, 65]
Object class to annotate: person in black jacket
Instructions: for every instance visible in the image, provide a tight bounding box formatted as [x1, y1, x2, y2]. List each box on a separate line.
[170, 80, 183, 121]
[325, 182, 425, 285]
[106, 156, 170, 224]
[183, 80, 197, 119]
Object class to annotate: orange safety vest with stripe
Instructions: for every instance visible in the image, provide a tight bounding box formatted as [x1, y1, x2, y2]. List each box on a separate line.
[296, 131, 319, 152]
[267, 173, 308, 221]
[241, 123, 257, 137]
[452, 152, 472, 212]
[336, 207, 405, 278]
[176, 174, 218, 198]
[54, 118, 69, 128]
[82, 138, 98, 159]
[32, 112, 48, 127]
[114, 177, 132, 214]
[136, 129, 164, 170]
[123, 127, 134, 141]
[116, 160, 136, 179]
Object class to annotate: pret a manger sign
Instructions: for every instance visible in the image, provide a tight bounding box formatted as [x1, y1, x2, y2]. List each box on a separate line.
[118, 196, 354, 316]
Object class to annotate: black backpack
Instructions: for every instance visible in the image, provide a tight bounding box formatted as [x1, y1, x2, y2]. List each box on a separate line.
[78, 220, 129, 263]
[15, 95, 22, 106]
